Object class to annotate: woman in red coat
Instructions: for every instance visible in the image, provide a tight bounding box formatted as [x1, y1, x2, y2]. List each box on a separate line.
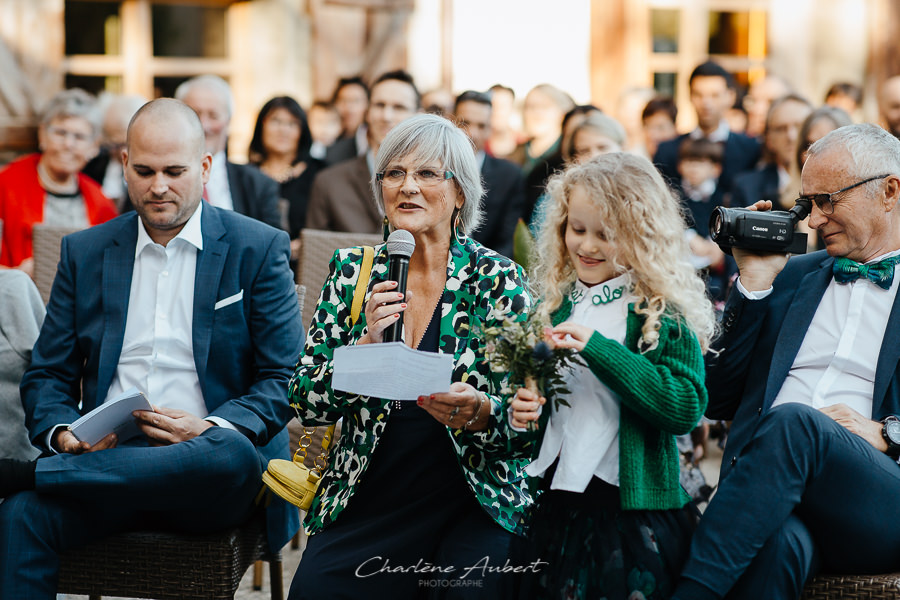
[0, 89, 117, 276]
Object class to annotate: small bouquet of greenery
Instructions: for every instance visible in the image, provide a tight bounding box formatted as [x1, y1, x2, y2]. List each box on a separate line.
[479, 312, 581, 431]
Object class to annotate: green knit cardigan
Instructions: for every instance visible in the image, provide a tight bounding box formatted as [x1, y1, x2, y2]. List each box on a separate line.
[520, 295, 708, 511]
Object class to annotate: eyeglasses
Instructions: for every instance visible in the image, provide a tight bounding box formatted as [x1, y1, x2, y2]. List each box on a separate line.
[798, 174, 891, 215]
[46, 126, 93, 145]
[376, 168, 455, 188]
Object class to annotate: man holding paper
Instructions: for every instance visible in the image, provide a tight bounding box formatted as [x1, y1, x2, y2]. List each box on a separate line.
[0, 98, 303, 599]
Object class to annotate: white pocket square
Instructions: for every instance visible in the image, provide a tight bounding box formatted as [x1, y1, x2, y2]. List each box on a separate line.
[214, 289, 244, 310]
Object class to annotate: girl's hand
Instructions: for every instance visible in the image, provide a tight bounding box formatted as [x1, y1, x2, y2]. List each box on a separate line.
[509, 386, 545, 430]
[547, 322, 594, 352]
[418, 382, 489, 431]
[358, 281, 413, 344]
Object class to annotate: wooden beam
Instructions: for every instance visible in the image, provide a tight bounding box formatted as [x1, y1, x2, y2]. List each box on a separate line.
[590, 0, 628, 111]
[0, 36, 34, 118]
[325, 0, 414, 9]
[121, 0, 154, 98]
[62, 55, 125, 76]
[440, 0, 452, 92]
[149, 57, 233, 76]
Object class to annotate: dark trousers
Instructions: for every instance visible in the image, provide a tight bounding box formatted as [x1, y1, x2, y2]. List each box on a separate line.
[0, 427, 263, 600]
[289, 499, 516, 600]
[674, 403, 900, 600]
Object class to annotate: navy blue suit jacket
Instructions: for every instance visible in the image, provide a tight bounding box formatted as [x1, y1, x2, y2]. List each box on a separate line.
[21, 205, 303, 549]
[707, 250, 900, 482]
[729, 163, 781, 209]
[471, 155, 525, 258]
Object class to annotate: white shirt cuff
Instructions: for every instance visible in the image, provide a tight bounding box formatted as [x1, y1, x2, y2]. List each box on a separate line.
[205, 416, 237, 431]
[46, 424, 69, 453]
[507, 404, 541, 432]
[736, 277, 774, 300]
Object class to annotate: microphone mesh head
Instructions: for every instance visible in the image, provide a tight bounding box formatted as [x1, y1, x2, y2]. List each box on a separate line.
[386, 229, 416, 258]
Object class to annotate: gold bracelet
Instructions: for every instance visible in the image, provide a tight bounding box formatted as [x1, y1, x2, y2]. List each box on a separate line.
[463, 392, 486, 429]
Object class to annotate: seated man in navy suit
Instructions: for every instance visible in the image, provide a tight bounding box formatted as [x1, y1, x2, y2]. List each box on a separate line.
[0, 98, 303, 599]
[672, 123, 900, 599]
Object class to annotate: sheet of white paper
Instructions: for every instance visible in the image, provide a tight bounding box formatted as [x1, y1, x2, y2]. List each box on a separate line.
[332, 342, 454, 400]
[69, 387, 153, 446]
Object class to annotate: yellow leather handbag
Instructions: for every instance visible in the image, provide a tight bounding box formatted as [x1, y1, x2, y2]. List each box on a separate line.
[262, 246, 374, 510]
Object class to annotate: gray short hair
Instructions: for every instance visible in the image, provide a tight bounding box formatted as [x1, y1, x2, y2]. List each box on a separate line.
[807, 123, 900, 189]
[174, 74, 234, 119]
[41, 88, 100, 138]
[372, 113, 484, 235]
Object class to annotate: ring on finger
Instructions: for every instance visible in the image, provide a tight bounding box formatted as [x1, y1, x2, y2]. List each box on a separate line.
[449, 406, 460, 421]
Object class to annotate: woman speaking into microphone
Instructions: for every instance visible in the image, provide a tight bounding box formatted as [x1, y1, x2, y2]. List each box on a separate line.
[287, 113, 534, 599]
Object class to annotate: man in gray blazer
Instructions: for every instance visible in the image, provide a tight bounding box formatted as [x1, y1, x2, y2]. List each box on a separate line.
[306, 70, 420, 234]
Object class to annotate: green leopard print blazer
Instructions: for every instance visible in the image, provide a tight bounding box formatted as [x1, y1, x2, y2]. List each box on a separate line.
[289, 235, 535, 536]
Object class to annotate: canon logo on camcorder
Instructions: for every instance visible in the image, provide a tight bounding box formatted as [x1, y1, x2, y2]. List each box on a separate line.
[751, 226, 768, 232]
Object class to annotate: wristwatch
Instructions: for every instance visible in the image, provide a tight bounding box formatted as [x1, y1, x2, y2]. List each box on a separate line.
[881, 416, 900, 458]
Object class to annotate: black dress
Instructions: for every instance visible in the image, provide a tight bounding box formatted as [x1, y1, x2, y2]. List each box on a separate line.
[289, 305, 516, 600]
[282, 159, 324, 238]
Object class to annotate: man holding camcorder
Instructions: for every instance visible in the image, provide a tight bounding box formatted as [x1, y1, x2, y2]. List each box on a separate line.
[671, 122, 900, 600]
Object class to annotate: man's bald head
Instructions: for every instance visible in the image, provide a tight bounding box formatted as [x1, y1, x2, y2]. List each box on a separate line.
[123, 97, 212, 247]
[127, 98, 206, 158]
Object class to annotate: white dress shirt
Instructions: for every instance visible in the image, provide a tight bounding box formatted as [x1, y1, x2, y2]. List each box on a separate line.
[525, 274, 636, 491]
[689, 120, 731, 143]
[739, 251, 900, 417]
[205, 152, 234, 211]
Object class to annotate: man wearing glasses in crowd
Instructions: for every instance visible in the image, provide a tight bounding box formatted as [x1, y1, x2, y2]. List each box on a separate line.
[671, 123, 900, 600]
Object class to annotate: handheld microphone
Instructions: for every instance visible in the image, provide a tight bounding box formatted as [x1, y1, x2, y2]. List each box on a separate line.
[383, 229, 416, 343]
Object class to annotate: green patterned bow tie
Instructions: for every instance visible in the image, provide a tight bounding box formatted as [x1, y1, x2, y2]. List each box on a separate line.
[832, 255, 900, 290]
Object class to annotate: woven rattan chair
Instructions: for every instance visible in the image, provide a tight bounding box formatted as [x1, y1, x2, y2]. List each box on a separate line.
[802, 573, 900, 599]
[57, 510, 280, 600]
[295, 228, 383, 328]
[32, 224, 81, 304]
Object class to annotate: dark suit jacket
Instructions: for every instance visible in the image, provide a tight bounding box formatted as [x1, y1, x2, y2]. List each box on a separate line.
[653, 131, 761, 201]
[226, 162, 283, 230]
[306, 155, 382, 234]
[707, 250, 900, 482]
[471, 155, 525, 258]
[81, 148, 112, 186]
[20, 206, 304, 550]
[730, 163, 781, 208]
[522, 150, 565, 225]
[324, 136, 361, 166]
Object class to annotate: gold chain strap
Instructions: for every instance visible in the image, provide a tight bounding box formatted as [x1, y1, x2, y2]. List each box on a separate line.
[293, 245, 373, 471]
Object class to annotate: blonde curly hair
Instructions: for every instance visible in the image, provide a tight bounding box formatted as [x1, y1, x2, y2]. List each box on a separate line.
[532, 153, 716, 352]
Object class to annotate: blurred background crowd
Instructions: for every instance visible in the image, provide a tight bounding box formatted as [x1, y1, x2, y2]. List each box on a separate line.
[3, 1, 897, 301]
[2, 0, 898, 562]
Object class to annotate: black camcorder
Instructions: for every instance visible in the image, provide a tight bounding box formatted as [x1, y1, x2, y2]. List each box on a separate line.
[709, 199, 812, 255]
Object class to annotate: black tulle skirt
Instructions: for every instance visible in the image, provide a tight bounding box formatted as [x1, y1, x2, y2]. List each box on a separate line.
[514, 475, 700, 600]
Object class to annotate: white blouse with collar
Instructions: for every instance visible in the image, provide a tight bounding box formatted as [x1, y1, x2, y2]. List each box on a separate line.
[525, 273, 636, 492]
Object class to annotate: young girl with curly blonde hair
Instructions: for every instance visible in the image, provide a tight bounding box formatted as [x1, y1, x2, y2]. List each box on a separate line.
[510, 153, 716, 599]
